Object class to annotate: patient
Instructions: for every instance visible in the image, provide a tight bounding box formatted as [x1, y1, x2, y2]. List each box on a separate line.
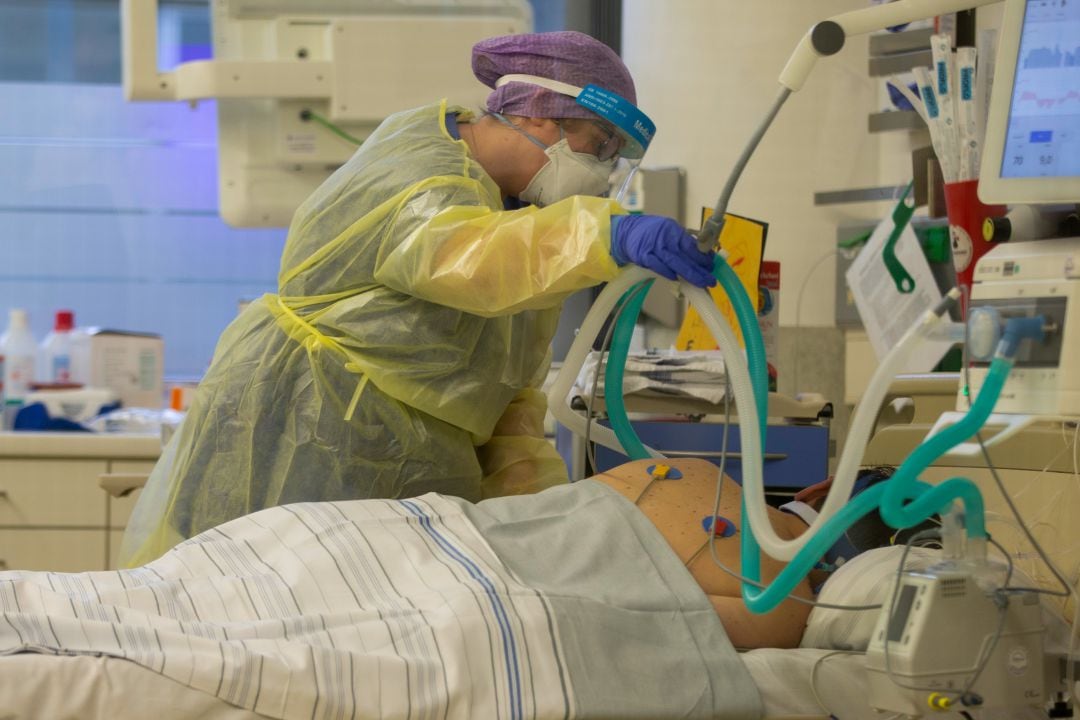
[0, 457, 815, 720]
[587, 458, 814, 649]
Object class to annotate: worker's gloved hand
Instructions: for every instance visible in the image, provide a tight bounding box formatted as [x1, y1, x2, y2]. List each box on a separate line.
[610, 214, 717, 288]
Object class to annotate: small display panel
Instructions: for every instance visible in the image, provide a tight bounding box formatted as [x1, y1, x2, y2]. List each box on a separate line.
[887, 584, 919, 642]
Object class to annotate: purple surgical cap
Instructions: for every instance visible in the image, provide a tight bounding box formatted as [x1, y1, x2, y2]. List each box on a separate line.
[472, 30, 636, 120]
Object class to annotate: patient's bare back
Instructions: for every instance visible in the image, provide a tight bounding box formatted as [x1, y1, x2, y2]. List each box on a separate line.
[590, 458, 813, 649]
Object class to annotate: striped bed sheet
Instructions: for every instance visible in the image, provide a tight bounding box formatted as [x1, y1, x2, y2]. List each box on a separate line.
[0, 479, 762, 720]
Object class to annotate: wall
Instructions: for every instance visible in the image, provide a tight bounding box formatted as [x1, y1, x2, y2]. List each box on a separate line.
[0, 0, 587, 380]
[0, 82, 286, 380]
[622, 0, 914, 329]
[620, 1, 963, 458]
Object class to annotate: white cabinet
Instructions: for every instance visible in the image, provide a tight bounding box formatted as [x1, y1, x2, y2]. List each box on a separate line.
[0, 432, 160, 572]
[0, 530, 104, 572]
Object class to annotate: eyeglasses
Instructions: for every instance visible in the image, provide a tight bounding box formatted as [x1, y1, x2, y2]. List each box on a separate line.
[556, 119, 623, 162]
[589, 120, 623, 162]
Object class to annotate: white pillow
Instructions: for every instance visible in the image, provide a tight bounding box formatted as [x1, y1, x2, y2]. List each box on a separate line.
[800, 545, 940, 651]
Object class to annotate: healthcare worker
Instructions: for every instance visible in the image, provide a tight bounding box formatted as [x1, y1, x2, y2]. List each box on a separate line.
[120, 30, 716, 566]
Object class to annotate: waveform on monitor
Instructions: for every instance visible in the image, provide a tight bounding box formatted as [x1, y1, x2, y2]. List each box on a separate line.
[1025, 46, 1063, 69]
[1018, 88, 1080, 108]
[1023, 45, 1080, 68]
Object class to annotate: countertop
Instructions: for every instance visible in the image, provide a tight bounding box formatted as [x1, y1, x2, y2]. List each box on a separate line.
[0, 431, 162, 459]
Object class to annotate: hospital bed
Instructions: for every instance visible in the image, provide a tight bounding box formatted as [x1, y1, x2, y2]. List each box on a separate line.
[2, 455, 1067, 720]
[0, 611, 1056, 718]
[0, 650, 876, 720]
[0, 644, 919, 720]
[0, 458, 774, 720]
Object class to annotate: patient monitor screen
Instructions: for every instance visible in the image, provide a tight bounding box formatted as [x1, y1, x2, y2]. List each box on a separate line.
[999, 0, 1080, 180]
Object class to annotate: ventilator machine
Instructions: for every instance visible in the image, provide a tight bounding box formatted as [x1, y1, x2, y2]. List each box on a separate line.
[551, 0, 1079, 716]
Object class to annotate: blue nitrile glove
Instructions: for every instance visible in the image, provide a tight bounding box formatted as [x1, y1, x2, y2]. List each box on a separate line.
[610, 214, 717, 288]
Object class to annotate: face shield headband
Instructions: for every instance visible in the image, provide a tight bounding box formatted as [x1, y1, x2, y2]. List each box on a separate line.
[493, 74, 656, 205]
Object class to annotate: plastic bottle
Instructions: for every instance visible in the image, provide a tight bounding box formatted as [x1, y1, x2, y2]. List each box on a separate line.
[1, 309, 37, 429]
[40, 310, 76, 384]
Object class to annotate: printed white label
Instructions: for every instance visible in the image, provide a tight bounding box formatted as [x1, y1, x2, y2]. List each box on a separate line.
[1007, 646, 1030, 676]
[52, 355, 71, 383]
[5, 356, 34, 398]
[285, 132, 317, 155]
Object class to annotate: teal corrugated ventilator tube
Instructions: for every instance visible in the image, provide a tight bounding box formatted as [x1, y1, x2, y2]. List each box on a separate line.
[602, 255, 1013, 614]
[604, 280, 655, 461]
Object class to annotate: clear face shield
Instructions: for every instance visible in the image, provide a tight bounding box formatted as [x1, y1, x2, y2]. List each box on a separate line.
[609, 158, 641, 206]
[572, 84, 656, 207]
[493, 76, 656, 208]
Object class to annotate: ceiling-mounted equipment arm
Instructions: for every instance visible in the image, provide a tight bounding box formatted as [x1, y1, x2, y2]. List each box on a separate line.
[121, 0, 333, 103]
[121, 0, 174, 100]
[698, 0, 1003, 252]
[778, 0, 1002, 91]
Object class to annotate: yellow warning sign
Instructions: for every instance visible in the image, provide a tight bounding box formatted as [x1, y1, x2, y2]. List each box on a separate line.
[675, 211, 767, 350]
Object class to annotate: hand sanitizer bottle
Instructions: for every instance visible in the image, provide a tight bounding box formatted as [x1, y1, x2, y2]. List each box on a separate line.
[40, 310, 76, 383]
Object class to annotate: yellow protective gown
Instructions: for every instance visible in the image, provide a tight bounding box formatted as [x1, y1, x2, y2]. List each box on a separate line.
[119, 100, 623, 567]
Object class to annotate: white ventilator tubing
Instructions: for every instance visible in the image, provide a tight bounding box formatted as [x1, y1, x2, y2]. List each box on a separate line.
[550, 270, 963, 561]
[548, 267, 767, 545]
[548, 268, 666, 459]
[772, 289, 963, 560]
[548, 268, 762, 462]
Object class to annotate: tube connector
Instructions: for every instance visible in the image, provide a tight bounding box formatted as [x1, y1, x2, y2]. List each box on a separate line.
[933, 287, 962, 316]
[999, 315, 1046, 358]
[940, 507, 966, 560]
[965, 534, 988, 566]
[697, 215, 726, 253]
[925, 321, 965, 344]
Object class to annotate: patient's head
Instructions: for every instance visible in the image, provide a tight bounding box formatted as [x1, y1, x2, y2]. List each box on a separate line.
[790, 466, 941, 572]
